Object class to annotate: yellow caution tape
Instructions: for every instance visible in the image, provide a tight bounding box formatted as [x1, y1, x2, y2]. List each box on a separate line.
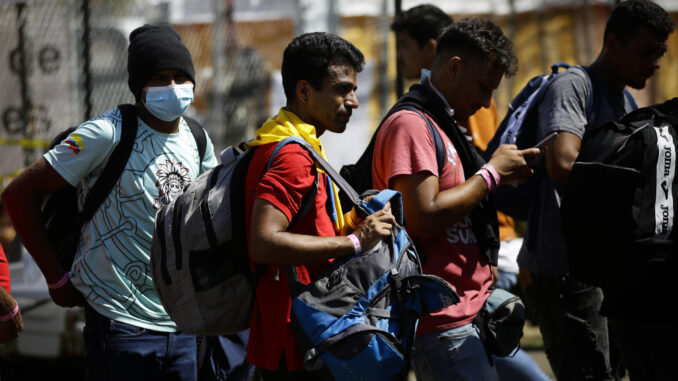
[0, 137, 51, 149]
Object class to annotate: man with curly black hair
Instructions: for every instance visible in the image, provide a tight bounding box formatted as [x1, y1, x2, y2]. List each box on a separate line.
[517, 1, 675, 380]
[372, 18, 540, 381]
[245, 32, 396, 380]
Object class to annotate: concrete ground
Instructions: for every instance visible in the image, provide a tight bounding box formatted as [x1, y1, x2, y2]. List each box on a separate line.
[522, 322, 555, 379]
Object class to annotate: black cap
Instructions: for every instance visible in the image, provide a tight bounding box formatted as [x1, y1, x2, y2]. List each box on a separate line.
[127, 24, 195, 100]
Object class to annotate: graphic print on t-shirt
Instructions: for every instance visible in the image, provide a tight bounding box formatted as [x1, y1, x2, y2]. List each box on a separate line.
[446, 215, 477, 245]
[153, 159, 191, 208]
[654, 125, 675, 239]
[65, 133, 84, 154]
[446, 141, 458, 166]
[65, 110, 202, 326]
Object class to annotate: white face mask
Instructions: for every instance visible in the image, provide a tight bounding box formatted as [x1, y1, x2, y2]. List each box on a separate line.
[143, 83, 194, 121]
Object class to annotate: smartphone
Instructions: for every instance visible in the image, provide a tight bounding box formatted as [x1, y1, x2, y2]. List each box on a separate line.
[534, 132, 558, 149]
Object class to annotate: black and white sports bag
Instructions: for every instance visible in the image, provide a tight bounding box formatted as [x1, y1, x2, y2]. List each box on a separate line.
[562, 98, 678, 289]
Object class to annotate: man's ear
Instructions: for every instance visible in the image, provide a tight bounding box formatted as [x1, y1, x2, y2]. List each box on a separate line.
[604, 33, 623, 56]
[446, 56, 462, 83]
[296, 80, 312, 104]
[425, 38, 437, 56]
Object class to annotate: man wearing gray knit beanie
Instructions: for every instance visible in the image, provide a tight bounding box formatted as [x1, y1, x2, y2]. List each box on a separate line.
[2, 24, 218, 380]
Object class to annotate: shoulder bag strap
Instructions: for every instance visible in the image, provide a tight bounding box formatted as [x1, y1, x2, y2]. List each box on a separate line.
[79, 103, 139, 223]
[183, 115, 207, 165]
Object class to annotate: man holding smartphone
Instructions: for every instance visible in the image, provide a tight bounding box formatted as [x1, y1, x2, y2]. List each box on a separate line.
[372, 18, 539, 380]
[517, 2, 674, 380]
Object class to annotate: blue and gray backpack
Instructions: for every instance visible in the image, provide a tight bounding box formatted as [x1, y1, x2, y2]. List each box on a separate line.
[484, 62, 636, 221]
[277, 137, 460, 381]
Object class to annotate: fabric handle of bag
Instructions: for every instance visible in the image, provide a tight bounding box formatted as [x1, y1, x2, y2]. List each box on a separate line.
[278, 137, 404, 223]
[184, 115, 207, 164]
[264, 140, 319, 228]
[303, 323, 403, 366]
[580, 65, 637, 127]
[393, 104, 446, 176]
[273, 137, 364, 213]
[363, 189, 404, 226]
[80, 103, 139, 222]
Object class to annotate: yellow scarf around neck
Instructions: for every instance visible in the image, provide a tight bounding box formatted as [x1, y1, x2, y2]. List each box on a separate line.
[246, 108, 345, 233]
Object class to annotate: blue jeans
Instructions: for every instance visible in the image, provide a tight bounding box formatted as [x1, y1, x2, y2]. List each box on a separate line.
[495, 270, 518, 292]
[412, 323, 499, 381]
[83, 304, 197, 381]
[523, 274, 613, 381]
[198, 332, 255, 381]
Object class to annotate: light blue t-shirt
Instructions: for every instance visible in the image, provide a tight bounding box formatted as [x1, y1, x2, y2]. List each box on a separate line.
[44, 107, 218, 332]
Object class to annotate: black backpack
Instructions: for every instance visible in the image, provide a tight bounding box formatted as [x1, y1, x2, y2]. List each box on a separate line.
[561, 98, 678, 289]
[339, 103, 445, 212]
[41, 104, 206, 270]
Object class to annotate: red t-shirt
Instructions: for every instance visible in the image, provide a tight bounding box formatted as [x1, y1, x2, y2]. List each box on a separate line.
[372, 110, 493, 335]
[0, 244, 10, 293]
[244, 142, 336, 371]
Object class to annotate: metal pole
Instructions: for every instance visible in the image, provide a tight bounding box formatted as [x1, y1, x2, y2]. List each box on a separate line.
[395, 0, 403, 97]
[583, 0, 593, 63]
[81, 0, 93, 119]
[378, 0, 390, 117]
[506, 0, 517, 100]
[16, 2, 32, 166]
[327, 0, 338, 35]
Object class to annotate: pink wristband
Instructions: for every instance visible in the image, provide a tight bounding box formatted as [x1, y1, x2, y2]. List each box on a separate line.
[476, 169, 494, 191]
[347, 234, 362, 254]
[0, 302, 19, 322]
[481, 164, 501, 187]
[47, 272, 70, 290]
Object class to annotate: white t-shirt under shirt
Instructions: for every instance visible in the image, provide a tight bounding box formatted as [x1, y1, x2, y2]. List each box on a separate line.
[44, 107, 218, 332]
[372, 109, 493, 335]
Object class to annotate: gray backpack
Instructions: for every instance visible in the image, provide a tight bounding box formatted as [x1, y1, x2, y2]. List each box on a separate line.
[151, 143, 255, 335]
[151, 140, 317, 335]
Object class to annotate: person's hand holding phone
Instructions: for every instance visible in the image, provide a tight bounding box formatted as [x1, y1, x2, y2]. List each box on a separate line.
[487, 144, 541, 187]
[534, 132, 558, 151]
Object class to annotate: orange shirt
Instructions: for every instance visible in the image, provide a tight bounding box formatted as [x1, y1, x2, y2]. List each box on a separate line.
[460, 99, 517, 241]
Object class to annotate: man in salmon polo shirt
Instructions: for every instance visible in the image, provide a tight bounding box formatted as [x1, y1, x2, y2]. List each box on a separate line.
[373, 18, 539, 380]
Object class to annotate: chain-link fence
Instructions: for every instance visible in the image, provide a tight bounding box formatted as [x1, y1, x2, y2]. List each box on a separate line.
[0, 0, 274, 187]
[2, 0, 678, 190]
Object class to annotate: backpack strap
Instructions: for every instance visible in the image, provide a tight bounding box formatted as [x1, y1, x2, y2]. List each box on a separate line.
[577, 66, 599, 125]
[624, 89, 638, 111]
[79, 103, 139, 223]
[392, 104, 446, 177]
[184, 116, 207, 165]
[579, 66, 640, 132]
[265, 139, 319, 228]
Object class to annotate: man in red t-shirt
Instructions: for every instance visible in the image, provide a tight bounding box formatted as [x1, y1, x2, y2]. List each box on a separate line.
[372, 19, 539, 380]
[244, 32, 396, 379]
